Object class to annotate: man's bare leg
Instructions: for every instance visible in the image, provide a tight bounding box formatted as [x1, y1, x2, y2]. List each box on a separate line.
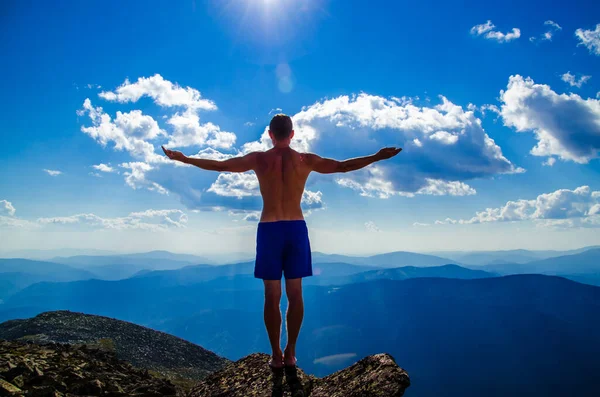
[263, 280, 284, 367]
[284, 278, 304, 366]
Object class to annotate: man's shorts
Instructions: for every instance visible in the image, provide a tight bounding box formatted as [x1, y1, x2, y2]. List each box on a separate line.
[254, 220, 313, 280]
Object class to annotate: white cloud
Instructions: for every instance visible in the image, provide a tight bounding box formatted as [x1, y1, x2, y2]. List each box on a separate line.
[416, 179, 476, 196]
[166, 109, 236, 149]
[561, 72, 591, 88]
[500, 75, 600, 164]
[0, 199, 186, 231]
[99, 74, 216, 110]
[37, 209, 187, 231]
[242, 94, 518, 197]
[437, 186, 600, 228]
[470, 20, 520, 42]
[244, 121, 255, 127]
[92, 163, 117, 173]
[364, 221, 380, 232]
[78, 99, 165, 164]
[413, 222, 430, 227]
[120, 162, 168, 195]
[0, 200, 16, 216]
[530, 20, 562, 42]
[545, 20, 562, 30]
[80, 77, 520, 211]
[243, 212, 261, 222]
[189, 148, 237, 161]
[575, 24, 600, 56]
[207, 172, 260, 198]
[43, 169, 62, 176]
[543, 157, 557, 167]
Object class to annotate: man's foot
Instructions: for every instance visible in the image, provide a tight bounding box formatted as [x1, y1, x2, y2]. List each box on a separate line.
[284, 364, 304, 397]
[269, 351, 284, 368]
[270, 365, 284, 397]
[283, 347, 297, 366]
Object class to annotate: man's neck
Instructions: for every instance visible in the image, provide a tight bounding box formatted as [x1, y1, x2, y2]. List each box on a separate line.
[273, 142, 290, 149]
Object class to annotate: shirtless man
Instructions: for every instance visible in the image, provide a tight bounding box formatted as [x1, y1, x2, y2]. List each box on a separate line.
[162, 114, 401, 396]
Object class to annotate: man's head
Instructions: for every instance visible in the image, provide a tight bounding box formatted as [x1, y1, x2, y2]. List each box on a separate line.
[269, 114, 294, 144]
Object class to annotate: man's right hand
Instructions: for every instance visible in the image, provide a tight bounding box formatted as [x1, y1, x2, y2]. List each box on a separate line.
[162, 145, 187, 162]
[376, 147, 402, 160]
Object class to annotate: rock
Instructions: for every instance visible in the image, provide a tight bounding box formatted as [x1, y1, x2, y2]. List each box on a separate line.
[0, 379, 22, 396]
[10, 376, 23, 389]
[0, 311, 228, 382]
[189, 353, 410, 397]
[0, 340, 184, 396]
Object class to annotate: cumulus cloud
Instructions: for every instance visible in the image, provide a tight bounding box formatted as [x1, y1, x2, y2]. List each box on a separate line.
[543, 157, 557, 167]
[43, 169, 62, 176]
[99, 74, 216, 110]
[166, 108, 236, 149]
[37, 209, 187, 231]
[243, 212, 261, 222]
[208, 172, 259, 198]
[561, 72, 591, 88]
[78, 99, 165, 164]
[80, 76, 520, 212]
[530, 20, 562, 42]
[364, 221, 380, 232]
[500, 75, 600, 164]
[120, 162, 168, 195]
[0, 200, 16, 216]
[470, 20, 521, 42]
[243, 94, 519, 198]
[575, 24, 600, 56]
[92, 163, 117, 173]
[436, 186, 600, 228]
[0, 198, 185, 231]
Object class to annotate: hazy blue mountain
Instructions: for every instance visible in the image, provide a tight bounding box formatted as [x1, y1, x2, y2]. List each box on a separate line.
[0, 248, 118, 260]
[365, 251, 457, 267]
[481, 248, 600, 275]
[432, 245, 600, 266]
[311, 252, 368, 265]
[110, 250, 214, 263]
[50, 254, 199, 271]
[2, 275, 598, 397]
[307, 264, 496, 286]
[85, 264, 149, 281]
[0, 259, 97, 300]
[0, 258, 96, 277]
[312, 251, 456, 267]
[561, 273, 600, 287]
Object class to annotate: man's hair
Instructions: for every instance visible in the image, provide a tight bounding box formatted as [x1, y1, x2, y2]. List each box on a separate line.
[269, 114, 293, 141]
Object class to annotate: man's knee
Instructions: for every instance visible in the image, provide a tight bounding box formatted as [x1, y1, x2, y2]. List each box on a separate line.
[285, 280, 303, 304]
[264, 282, 282, 306]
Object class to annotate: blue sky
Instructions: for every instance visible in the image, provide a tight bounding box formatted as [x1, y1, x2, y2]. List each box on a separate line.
[1, 0, 599, 255]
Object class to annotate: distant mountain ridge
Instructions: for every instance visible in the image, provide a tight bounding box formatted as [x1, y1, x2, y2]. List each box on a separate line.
[432, 245, 600, 265]
[480, 248, 600, 275]
[312, 251, 457, 267]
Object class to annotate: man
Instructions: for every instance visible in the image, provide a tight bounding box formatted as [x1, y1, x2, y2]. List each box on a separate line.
[162, 114, 401, 396]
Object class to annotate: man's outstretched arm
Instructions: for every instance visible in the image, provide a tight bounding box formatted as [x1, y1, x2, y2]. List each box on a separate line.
[305, 147, 402, 174]
[162, 145, 258, 172]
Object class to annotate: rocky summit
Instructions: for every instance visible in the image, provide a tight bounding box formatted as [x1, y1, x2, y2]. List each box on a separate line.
[0, 311, 229, 383]
[0, 311, 410, 396]
[190, 352, 410, 397]
[0, 339, 180, 396]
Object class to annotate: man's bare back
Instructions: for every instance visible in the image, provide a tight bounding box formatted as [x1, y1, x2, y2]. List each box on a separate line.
[254, 147, 309, 222]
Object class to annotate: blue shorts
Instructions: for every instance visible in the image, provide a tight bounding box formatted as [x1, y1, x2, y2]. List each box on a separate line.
[254, 220, 313, 280]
